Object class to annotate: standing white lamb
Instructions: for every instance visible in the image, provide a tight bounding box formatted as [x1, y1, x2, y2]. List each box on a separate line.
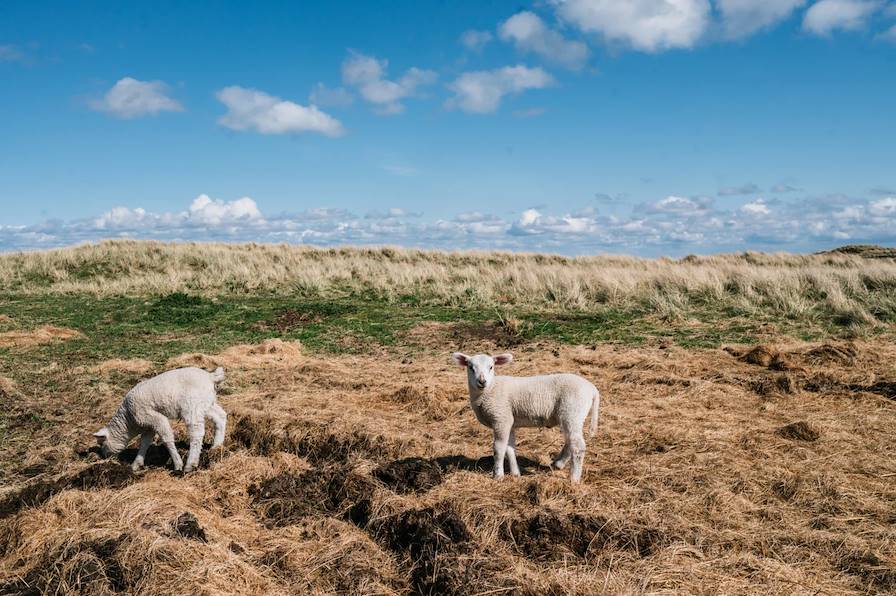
[93, 367, 227, 473]
[451, 352, 599, 483]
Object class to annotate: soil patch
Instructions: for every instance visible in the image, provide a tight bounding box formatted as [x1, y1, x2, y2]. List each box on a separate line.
[171, 512, 207, 542]
[249, 465, 376, 527]
[776, 421, 820, 442]
[373, 457, 443, 494]
[0, 462, 136, 520]
[374, 506, 511, 595]
[504, 511, 666, 561]
[0, 534, 129, 595]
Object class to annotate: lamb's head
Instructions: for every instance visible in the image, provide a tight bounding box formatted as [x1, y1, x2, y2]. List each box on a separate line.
[93, 426, 127, 457]
[452, 352, 513, 391]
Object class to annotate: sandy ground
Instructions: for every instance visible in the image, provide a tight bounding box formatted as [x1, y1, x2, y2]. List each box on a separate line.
[0, 329, 895, 595]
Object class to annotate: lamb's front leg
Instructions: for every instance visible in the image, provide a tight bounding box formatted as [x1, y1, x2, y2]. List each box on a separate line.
[492, 426, 511, 479]
[132, 431, 154, 471]
[183, 421, 205, 473]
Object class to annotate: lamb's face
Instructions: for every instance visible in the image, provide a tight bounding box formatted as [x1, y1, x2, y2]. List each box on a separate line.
[452, 352, 513, 391]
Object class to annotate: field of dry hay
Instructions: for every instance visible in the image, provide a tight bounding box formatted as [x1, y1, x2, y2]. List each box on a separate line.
[1, 326, 895, 595]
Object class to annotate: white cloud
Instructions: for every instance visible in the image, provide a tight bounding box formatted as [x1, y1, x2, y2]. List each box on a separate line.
[499, 11, 590, 69]
[215, 86, 345, 137]
[460, 29, 493, 52]
[309, 83, 354, 107]
[188, 194, 262, 225]
[803, 0, 882, 35]
[447, 65, 554, 114]
[341, 52, 437, 115]
[0, 44, 24, 62]
[869, 197, 896, 216]
[552, 0, 711, 52]
[6, 193, 896, 256]
[647, 195, 713, 213]
[94, 194, 263, 230]
[89, 77, 183, 119]
[716, 0, 807, 38]
[741, 198, 771, 215]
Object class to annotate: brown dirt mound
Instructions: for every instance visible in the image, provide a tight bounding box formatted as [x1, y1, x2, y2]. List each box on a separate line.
[0, 462, 136, 520]
[0, 326, 83, 349]
[0, 533, 130, 595]
[373, 506, 513, 595]
[727, 344, 800, 371]
[776, 421, 820, 442]
[248, 465, 377, 527]
[171, 512, 207, 542]
[504, 511, 666, 561]
[373, 457, 443, 494]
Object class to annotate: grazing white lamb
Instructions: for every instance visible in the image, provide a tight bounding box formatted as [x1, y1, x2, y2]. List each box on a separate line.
[451, 352, 599, 483]
[93, 367, 227, 473]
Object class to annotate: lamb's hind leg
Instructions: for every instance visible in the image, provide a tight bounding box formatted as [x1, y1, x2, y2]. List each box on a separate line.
[506, 428, 521, 477]
[568, 432, 587, 483]
[207, 403, 227, 448]
[183, 420, 205, 473]
[552, 440, 571, 470]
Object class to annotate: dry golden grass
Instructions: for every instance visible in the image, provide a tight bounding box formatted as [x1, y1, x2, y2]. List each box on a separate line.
[1, 331, 894, 594]
[1, 240, 895, 327]
[0, 326, 83, 349]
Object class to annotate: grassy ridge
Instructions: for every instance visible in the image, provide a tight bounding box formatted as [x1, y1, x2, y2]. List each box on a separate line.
[1, 240, 895, 343]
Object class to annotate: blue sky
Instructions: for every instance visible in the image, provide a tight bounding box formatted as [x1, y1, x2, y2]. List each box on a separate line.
[1, 0, 895, 256]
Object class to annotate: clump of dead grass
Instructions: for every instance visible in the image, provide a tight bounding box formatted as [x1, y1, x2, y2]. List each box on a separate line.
[0, 326, 83, 349]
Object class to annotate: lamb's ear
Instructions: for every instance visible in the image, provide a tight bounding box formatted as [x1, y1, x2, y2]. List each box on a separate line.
[451, 352, 470, 367]
[93, 427, 109, 445]
[493, 353, 513, 366]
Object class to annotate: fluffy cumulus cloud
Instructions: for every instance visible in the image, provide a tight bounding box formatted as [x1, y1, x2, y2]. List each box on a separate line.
[447, 65, 554, 114]
[552, 0, 711, 52]
[93, 194, 263, 231]
[803, 0, 883, 35]
[4, 193, 896, 256]
[460, 29, 493, 52]
[89, 77, 183, 119]
[216, 86, 345, 137]
[716, 0, 807, 38]
[740, 198, 771, 215]
[341, 52, 437, 115]
[499, 11, 590, 69]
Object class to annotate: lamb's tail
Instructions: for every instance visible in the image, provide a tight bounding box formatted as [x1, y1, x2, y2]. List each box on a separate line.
[589, 387, 600, 438]
[211, 367, 225, 383]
